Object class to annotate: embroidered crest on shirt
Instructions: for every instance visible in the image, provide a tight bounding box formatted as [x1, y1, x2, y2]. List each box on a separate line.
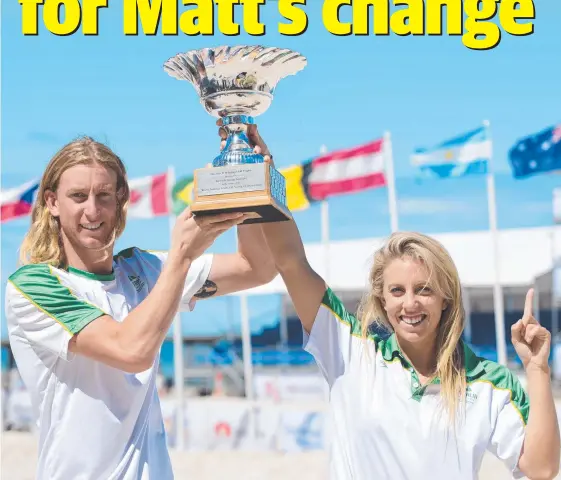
[465, 385, 478, 404]
[128, 275, 145, 292]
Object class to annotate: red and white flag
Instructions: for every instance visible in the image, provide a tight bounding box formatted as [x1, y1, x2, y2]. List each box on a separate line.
[1, 180, 39, 223]
[127, 172, 170, 218]
[0, 173, 170, 223]
[307, 138, 386, 200]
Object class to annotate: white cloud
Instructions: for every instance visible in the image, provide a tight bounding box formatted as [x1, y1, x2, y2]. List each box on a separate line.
[397, 198, 472, 215]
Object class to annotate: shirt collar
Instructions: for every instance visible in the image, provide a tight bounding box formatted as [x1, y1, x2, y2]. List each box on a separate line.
[381, 332, 486, 381]
[66, 265, 115, 281]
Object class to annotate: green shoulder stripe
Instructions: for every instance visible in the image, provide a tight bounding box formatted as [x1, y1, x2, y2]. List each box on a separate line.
[321, 287, 362, 337]
[9, 264, 106, 335]
[470, 358, 529, 425]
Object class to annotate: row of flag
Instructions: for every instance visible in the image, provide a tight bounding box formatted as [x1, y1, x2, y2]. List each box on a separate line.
[2, 122, 560, 224]
[0, 172, 171, 222]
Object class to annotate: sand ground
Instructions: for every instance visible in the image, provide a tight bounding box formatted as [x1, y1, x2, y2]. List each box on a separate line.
[2, 430, 560, 480]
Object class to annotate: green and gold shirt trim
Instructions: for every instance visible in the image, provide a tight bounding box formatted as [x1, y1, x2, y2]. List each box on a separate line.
[320, 287, 529, 422]
[9, 264, 107, 335]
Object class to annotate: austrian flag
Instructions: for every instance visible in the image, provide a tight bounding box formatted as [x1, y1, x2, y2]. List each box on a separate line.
[307, 138, 387, 200]
[127, 172, 170, 218]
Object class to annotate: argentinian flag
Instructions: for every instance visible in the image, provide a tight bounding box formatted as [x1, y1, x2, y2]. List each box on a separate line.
[411, 126, 491, 178]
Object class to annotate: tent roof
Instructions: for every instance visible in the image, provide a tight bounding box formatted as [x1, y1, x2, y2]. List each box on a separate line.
[233, 225, 560, 296]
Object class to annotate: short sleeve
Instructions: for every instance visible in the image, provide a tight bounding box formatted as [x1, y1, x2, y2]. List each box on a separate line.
[178, 254, 213, 311]
[487, 371, 529, 479]
[126, 249, 213, 312]
[303, 287, 363, 387]
[6, 265, 106, 360]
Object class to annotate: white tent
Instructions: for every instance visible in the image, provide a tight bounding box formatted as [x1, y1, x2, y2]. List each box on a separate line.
[235, 225, 561, 295]
[229, 226, 560, 403]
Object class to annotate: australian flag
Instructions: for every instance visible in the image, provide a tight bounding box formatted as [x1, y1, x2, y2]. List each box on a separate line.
[509, 124, 561, 178]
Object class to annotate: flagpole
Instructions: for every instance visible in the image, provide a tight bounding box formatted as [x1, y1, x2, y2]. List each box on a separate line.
[168, 164, 185, 450]
[484, 120, 508, 366]
[240, 292, 257, 441]
[318, 145, 332, 403]
[319, 145, 330, 283]
[383, 131, 399, 233]
[554, 190, 561, 351]
[551, 228, 559, 342]
[463, 286, 472, 344]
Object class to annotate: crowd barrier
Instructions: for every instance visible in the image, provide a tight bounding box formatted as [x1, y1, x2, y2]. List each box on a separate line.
[161, 397, 330, 452]
[6, 367, 561, 454]
[2, 369, 331, 455]
[161, 371, 331, 452]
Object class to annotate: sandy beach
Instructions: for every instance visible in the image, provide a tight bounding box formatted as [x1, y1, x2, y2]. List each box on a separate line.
[2, 429, 559, 480]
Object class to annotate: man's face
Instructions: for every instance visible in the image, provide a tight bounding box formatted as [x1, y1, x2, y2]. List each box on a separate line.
[46, 163, 119, 254]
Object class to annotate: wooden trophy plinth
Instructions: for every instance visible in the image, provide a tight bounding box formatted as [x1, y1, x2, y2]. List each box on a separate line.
[190, 163, 292, 225]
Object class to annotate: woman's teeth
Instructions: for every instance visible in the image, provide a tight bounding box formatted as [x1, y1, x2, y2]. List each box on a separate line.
[400, 315, 425, 326]
[82, 223, 102, 231]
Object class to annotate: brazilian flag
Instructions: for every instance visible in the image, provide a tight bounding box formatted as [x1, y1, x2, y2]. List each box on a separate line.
[171, 175, 194, 215]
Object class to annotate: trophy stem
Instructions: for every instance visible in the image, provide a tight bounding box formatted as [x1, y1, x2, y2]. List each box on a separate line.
[223, 114, 254, 128]
[213, 115, 263, 167]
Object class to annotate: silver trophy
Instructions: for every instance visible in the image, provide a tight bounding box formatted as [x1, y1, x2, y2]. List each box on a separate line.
[163, 45, 307, 223]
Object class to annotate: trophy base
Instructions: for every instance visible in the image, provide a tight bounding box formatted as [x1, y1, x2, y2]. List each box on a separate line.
[190, 163, 292, 225]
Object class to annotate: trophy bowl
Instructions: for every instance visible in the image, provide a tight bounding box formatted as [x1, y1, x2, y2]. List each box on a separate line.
[164, 45, 307, 224]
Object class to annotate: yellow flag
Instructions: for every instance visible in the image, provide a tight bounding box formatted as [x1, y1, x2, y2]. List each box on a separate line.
[280, 164, 311, 212]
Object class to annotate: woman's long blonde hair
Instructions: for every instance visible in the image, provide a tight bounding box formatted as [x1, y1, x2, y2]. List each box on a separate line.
[357, 231, 466, 422]
[19, 137, 130, 267]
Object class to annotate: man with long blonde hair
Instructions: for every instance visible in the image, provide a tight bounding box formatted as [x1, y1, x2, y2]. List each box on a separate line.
[5, 127, 278, 479]
[260, 217, 560, 479]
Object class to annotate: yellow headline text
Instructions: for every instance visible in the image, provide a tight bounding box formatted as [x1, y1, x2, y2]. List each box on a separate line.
[18, 0, 536, 50]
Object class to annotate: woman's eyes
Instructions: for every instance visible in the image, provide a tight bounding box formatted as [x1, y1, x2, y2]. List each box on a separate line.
[389, 287, 432, 295]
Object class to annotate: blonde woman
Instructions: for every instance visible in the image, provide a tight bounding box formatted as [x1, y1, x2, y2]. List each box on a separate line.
[5, 130, 276, 479]
[261, 219, 560, 480]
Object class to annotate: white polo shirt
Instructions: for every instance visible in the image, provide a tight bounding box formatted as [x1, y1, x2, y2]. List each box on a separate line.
[304, 287, 529, 480]
[5, 247, 213, 480]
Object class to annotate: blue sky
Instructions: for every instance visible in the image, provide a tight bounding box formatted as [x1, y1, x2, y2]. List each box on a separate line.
[2, 1, 560, 340]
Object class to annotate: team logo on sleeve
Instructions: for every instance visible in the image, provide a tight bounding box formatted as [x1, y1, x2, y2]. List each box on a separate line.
[128, 275, 145, 292]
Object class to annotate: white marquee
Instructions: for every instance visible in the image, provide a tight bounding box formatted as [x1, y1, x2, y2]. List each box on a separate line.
[234, 225, 561, 296]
